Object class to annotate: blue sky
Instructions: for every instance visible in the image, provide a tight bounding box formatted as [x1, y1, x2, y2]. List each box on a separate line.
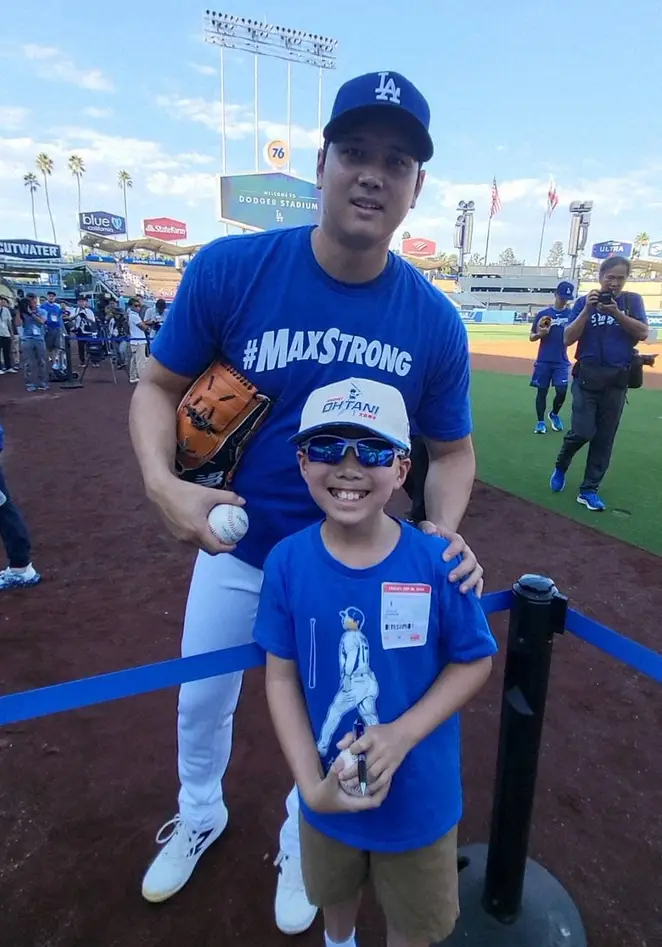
[2, 0, 661, 261]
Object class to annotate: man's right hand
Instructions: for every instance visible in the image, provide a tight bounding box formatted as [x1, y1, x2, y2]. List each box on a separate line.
[147, 474, 246, 554]
[585, 290, 600, 311]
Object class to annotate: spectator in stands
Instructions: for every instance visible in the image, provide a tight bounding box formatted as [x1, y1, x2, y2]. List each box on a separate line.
[21, 293, 48, 392]
[42, 290, 65, 373]
[0, 296, 17, 374]
[127, 296, 150, 384]
[144, 298, 167, 338]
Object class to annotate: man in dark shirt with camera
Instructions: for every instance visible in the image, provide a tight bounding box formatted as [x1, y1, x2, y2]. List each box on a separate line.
[549, 256, 649, 511]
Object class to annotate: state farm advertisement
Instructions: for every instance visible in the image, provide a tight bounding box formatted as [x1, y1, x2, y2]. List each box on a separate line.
[143, 217, 188, 242]
[402, 237, 437, 257]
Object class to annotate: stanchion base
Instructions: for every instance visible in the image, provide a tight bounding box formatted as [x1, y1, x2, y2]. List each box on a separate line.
[439, 844, 587, 947]
[59, 381, 83, 389]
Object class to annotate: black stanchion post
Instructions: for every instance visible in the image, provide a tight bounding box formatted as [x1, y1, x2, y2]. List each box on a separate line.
[482, 574, 567, 920]
[442, 575, 587, 947]
[60, 334, 83, 390]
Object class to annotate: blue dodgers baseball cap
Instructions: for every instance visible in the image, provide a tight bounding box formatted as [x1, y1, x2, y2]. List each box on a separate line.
[323, 71, 433, 162]
[556, 280, 575, 300]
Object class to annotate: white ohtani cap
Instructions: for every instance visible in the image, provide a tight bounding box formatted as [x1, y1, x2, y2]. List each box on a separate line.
[291, 377, 411, 452]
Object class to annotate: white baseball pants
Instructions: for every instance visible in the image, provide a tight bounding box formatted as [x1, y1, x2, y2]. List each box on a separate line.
[177, 550, 300, 858]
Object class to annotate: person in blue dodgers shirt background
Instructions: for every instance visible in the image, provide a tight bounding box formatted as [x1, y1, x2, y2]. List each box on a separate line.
[529, 280, 575, 434]
[254, 377, 496, 947]
[549, 256, 648, 512]
[130, 69, 485, 932]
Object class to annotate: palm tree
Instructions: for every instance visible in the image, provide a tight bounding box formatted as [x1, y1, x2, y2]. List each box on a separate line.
[36, 153, 57, 243]
[69, 155, 86, 258]
[23, 172, 40, 240]
[117, 170, 133, 236]
[68, 155, 86, 216]
[633, 231, 650, 258]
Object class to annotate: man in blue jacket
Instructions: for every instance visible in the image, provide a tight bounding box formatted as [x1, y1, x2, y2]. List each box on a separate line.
[0, 422, 40, 590]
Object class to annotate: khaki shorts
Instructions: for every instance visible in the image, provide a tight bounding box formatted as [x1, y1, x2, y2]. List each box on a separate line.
[299, 814, 460, 943]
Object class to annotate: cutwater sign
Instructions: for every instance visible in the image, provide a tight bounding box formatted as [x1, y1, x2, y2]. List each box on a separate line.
[218, 172, 320, 232]
[0, 239, 61, 260]
[591, 240, 633, 260]
[79, 211, 126, 236]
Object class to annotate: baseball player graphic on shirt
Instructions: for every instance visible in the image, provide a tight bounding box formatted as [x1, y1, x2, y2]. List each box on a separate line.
[316, 606, 380, 756]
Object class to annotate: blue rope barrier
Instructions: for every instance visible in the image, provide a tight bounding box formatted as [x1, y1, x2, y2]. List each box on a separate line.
[0, 591, 512, 726]
[2, 588, 659, 727]
[565, 608, 662, 684]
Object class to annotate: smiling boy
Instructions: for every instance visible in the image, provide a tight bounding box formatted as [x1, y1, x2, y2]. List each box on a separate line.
[253, 377, 497, 947]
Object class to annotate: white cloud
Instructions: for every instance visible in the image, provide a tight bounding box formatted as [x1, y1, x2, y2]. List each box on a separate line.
[22, 44, 114, 93]
[146, 171, 216, 201]
[83, 107, 114, 119]
[0, 107, 29, 131]
[189, 62, 216, 76]
[156, 94, 319, 148]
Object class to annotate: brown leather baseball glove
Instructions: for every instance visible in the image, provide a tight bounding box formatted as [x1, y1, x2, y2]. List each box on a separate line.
[538, 316, 553, 330]
[175, 362, 272, 489]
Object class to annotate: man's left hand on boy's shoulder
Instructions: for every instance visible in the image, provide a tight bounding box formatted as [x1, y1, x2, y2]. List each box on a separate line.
[417, 522, 484, 597]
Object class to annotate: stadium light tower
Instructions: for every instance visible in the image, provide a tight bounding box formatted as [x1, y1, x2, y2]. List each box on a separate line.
[454, 200, 475, 277]
[567, 200, 593, 285]
[203, 11, 338, 174]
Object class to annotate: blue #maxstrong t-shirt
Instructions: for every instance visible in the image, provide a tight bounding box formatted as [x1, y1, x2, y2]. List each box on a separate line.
[253, 523, 498, 852]
[151, 226, 473, 570]
[569, 293, 648, 368]
[531, 306, 572, 363]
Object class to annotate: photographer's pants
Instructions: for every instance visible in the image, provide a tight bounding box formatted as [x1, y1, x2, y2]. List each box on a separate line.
[129, 342, 148, 383]
[402, 435, 429, 522]
[0, 466, 32, 568]
[21, 338, 48, 388]
[555, 379, 627, 492]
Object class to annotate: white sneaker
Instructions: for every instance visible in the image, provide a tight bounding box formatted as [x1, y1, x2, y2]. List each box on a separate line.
[274, 851, 318, 934]
[141, 811, 227, 903]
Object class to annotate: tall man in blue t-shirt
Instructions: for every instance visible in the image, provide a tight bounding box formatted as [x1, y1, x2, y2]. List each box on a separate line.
[529, 280, 574, 434]
[550, 256, 648, 511]
[129, 70, 484, 932]
[41, 290, 65, 373]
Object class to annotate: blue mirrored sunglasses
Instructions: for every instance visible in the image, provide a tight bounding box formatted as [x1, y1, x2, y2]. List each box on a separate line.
[301, 435, 406, 468]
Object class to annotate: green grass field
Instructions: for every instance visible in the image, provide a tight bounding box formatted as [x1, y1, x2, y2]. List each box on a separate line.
[471, 371, 662, 556]
[465, 323, 531, 342]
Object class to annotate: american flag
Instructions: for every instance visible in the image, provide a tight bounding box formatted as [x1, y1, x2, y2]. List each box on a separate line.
[547, 178, 559, 217]
[490, 177, 501, 218]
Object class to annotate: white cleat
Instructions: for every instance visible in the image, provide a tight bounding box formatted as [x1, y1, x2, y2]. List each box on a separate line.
[274, 850, 318, 934]
[141, 810, 227, 903]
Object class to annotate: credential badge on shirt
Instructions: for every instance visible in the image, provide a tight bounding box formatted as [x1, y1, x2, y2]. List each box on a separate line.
[381, 583, 431, 650]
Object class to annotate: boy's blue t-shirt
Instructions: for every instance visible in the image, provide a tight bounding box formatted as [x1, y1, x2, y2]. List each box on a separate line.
[253, 522, 497, 853]
[569, 292, 647, 368]
[151, 226, 473, 570]
[531, 306, 572, 363]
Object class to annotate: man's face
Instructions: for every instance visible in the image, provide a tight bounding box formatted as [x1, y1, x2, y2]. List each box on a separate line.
[47, 293, 56, 303]
[27, 296, 38, 310]
[316, 117, 425, 250]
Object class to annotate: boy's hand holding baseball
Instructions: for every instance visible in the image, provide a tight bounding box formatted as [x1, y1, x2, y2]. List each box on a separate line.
[304, 757, 389, 814]
[337, 723, 412, 798]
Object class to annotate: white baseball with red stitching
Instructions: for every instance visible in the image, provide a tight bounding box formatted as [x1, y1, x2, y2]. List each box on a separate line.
[207, 504, 249, 544]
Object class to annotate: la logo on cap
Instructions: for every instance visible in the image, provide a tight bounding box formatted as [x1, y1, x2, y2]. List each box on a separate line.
[375, 72, 401, 104]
